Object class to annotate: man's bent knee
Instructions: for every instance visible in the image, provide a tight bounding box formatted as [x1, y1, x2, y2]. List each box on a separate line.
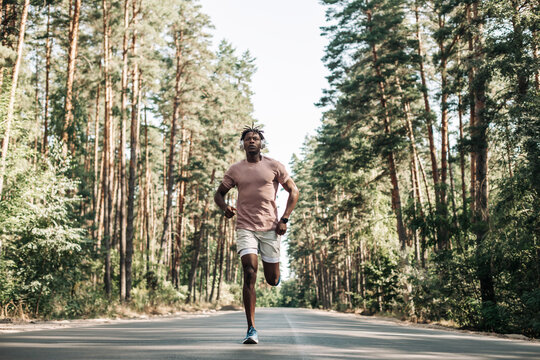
[262, 262, 280, 286]
[266, 276, 280, 286]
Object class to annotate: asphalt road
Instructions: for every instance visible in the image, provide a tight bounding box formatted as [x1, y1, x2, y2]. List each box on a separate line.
[1, 307, 539, 359]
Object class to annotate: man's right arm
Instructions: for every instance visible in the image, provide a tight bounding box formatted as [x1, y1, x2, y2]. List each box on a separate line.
[214, 183, 236, 218]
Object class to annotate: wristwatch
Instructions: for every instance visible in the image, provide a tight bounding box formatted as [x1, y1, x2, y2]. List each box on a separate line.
[280, 217, 288, 224]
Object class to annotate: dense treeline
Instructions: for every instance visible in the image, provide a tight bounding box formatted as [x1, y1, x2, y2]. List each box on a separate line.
[0, 0, 255, 317]
[1, 0, 538, 338]
[285, 0, 540, 337]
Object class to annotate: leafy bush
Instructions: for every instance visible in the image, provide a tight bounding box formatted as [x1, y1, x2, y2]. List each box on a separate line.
[0, 147, 85, 318]
[256, 282, 281, 307]
[279, 279, 316, 308]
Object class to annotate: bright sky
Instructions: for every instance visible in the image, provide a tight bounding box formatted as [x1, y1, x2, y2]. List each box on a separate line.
[199, 0, 328, 279]
[198, 0, 328, 170]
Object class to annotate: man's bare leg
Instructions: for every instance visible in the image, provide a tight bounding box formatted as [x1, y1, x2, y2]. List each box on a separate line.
[241, 254, 258, 329]
[262, 261, 280, 286]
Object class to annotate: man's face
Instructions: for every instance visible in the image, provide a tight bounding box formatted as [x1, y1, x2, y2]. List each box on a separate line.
[243, 131, 262, 154]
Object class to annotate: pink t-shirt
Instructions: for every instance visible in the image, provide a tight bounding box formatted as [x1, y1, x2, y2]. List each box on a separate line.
[221, 156, 290, 231]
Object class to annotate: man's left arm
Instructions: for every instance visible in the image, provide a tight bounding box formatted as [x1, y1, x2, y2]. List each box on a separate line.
[276, 178, 300, 235]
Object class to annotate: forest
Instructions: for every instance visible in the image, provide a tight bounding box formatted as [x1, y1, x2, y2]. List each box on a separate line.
[0, 0, 539, 338]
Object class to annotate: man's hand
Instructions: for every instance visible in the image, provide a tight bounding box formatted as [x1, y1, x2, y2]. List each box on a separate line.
[224, 205, 236, 218]
[277, 178, 299, 236]
[215, 184, 235, 219]
[275, 221, 287, 235]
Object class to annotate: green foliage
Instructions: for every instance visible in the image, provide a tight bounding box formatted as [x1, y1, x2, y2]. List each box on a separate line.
[0, 0, 538, 341]
[411, 250, 483, 328]
[131, 281, 187, 310]
[363, 252, 401, 313]
[255, 285, 281, 308]
[279, 279, 316, 308]
[522, 290, 540, 336]
[282, 0, 540, 339]
[56, 283, 111, 319]
[0, 76, 10, 133]
[0, 147, 85, 317]
[488, 167, 540, 337]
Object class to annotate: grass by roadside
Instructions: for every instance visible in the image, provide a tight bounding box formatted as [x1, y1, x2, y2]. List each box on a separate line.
[328, 308, 537, 342]
[0, 305, 244, 334]
[0, 280, 244, 331]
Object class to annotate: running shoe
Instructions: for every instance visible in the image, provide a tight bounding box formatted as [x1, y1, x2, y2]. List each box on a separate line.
[243, 326, 258, 344]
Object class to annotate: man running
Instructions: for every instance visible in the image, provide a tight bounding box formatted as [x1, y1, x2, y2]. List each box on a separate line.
[214, 126, 299, 344]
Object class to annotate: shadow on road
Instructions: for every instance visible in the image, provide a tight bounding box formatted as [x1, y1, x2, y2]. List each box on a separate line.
[0, 308, 539, 359]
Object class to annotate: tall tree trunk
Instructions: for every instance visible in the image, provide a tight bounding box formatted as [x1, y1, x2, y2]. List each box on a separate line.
[409, 162, 420, 260]
[187, 169, 216, 302]
[447, 133, 460, 250]
[533, 30, 539, 91]
[0, 0, 5, 95]
[102, 0, 113, 296]
[216, 217, 226, 301]
[344, 214, 352, 306]
[112, 141, 120, 249]
[170, 194, 180, 286]
[209, 217, 223, 302]
[43, 4, 52, 156]
[358, 241, 366, 306]
[95, 155, 105, 250]
[224, 214, 232, 285]
[438, 49, 450, 250]
[304, 213, 321, 305]
[367, 10, 407, 249]
[205, 232, 210, 302]
[126, 41, 141, 302]
[467, 4, 477, 217]
[471, 1, 496, 315]
[119, 0, 130, 301]
[143, 106, 152, 280]
[397, 76, 427, 259]
[0, 0, 29, 197]
[33, 59, 40, 160]
[62, 0, 81, 157]
[172, 126, 190, 287]
[309, 249, 319, 304]
[108, 22, 117, 285]
[418, 152, 433, 214]
[93, 82, 101, 239]
[435, 10, 460, 251]
[322, 249, 331, 307]
[458, 92, 467, 215]
[137, 161, 144, 247]
[160, 30, 184, 251]
[149, 168, 157, 266]
[126, 25, 141, 300]
[414, 1, 439, 206]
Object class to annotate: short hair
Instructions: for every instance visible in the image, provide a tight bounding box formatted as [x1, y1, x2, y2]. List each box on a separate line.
[240, 125, 265, 141]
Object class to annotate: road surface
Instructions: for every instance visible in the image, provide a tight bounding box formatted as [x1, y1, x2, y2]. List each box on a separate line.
[1, 307, 539, 359]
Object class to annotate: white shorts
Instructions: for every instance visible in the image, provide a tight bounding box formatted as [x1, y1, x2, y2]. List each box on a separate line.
[236, 229, 280, 263]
